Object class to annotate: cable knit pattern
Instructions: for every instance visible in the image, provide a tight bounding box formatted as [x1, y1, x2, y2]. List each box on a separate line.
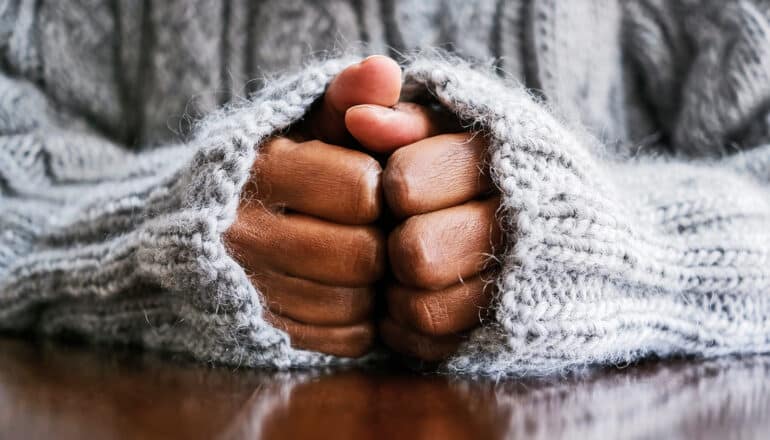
[624, 0, 770, 154]
[3, 0, 770, 376]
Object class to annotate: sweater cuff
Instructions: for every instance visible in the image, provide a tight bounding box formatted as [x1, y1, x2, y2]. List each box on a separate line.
[1, 56, 366, 369]
[134, 55, 368, 368]
[400, 55, 770, 376]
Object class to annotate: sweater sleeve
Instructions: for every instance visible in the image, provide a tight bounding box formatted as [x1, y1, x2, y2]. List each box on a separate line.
[0, 57, 364, 368]
[400, 56, 770, 377]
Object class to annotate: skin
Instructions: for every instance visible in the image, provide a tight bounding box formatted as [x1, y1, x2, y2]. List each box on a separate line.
[347, 102, 502, 362]
[225, 55, 501, 361]
[224, 56, 401, 358]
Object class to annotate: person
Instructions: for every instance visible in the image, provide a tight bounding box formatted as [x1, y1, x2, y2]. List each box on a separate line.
[2, 0, 770, 377]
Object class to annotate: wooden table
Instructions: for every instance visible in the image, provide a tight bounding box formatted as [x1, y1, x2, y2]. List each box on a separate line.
[1, 336, 768, 439]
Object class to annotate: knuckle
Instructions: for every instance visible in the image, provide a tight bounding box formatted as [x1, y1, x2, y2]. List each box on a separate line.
[389, 217, 440, 288]
[328, 292, 357, 321]
[394, 288, 450, 336]
[351, 156, 382, 224]
[225, 205, 275, 249]
[301, 138, 326, 150]
[223, 218, 256, 258]
[344, 322, 377, 358]
[383, 150, 419, 216]
[330, 287, 374, 324]
[256, 136, 294, 169]
[348, 226, 386, 283]
[256, 136, 281, 158]
[351, 340, 375, 359]
[414, 334, 440, 361]
[287, 325, 308, 344]
[408, 297, 441, 336]
[446, 132, 474, 144]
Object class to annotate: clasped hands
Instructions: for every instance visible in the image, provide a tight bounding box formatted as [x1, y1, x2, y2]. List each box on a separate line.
[225, 56, 501, 362]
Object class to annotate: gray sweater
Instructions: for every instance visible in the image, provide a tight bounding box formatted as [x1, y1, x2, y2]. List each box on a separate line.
[2, 0, 770, 376]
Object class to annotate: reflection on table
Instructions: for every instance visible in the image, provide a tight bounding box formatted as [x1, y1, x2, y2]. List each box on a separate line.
[0, 337, 768, 439]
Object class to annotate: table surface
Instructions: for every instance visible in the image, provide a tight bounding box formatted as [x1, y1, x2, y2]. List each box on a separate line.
[1, 337, 769, 440]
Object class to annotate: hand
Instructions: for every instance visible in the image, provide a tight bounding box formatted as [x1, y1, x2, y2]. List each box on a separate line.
[224, 56, 402, 358]
[347, 103, 502, 362]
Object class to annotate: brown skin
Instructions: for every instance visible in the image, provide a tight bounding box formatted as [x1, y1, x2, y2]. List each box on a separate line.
[347, 102, 502, 362]
[224, 56, 401, 358]
[225, 55, 501, 361]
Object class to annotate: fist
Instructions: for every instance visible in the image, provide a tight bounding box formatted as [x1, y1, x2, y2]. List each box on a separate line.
[225, 56, 402, 358]
[347, 103, 502, 362]
[225, 136, 385, 358]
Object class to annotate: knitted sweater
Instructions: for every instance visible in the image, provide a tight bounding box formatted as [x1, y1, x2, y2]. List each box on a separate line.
[2, 0, 770, 376]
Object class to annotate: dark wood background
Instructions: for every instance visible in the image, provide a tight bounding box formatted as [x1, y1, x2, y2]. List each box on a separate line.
[1, 336, 768, 439]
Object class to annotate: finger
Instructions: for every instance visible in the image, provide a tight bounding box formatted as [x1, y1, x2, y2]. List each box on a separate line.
[251, 271, 374, 326]
[248, 137, 382, 224]
[266, 313, 375, 358]
[386, 274, 493, 336]
[345, 102, 458, 153]
[226, 208, 386, 287]
[379, 316, 462, 362]
[308, 55, 402, 144]
[388, 197, 502, 290]
[383, 133, 493, 218]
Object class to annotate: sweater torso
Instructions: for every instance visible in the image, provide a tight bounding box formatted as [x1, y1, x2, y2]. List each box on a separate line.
[1, 0, 768, 155]
[0, 0, 629, 147]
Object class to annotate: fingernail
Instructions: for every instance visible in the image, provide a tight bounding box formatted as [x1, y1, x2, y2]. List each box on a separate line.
[348, 104, 394, 117]
[360, 54, 386, 65]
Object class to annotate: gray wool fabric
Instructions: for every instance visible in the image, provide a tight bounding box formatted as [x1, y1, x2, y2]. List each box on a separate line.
[2, 0, 770, 377]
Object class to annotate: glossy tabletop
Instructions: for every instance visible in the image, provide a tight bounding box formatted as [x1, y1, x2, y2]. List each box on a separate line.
[1, 337, 768, 439]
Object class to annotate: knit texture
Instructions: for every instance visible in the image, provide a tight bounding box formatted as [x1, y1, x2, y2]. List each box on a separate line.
[2, 0, 770, 376]
[0, 57, 368, 369]
[401, 58, 770, 376]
